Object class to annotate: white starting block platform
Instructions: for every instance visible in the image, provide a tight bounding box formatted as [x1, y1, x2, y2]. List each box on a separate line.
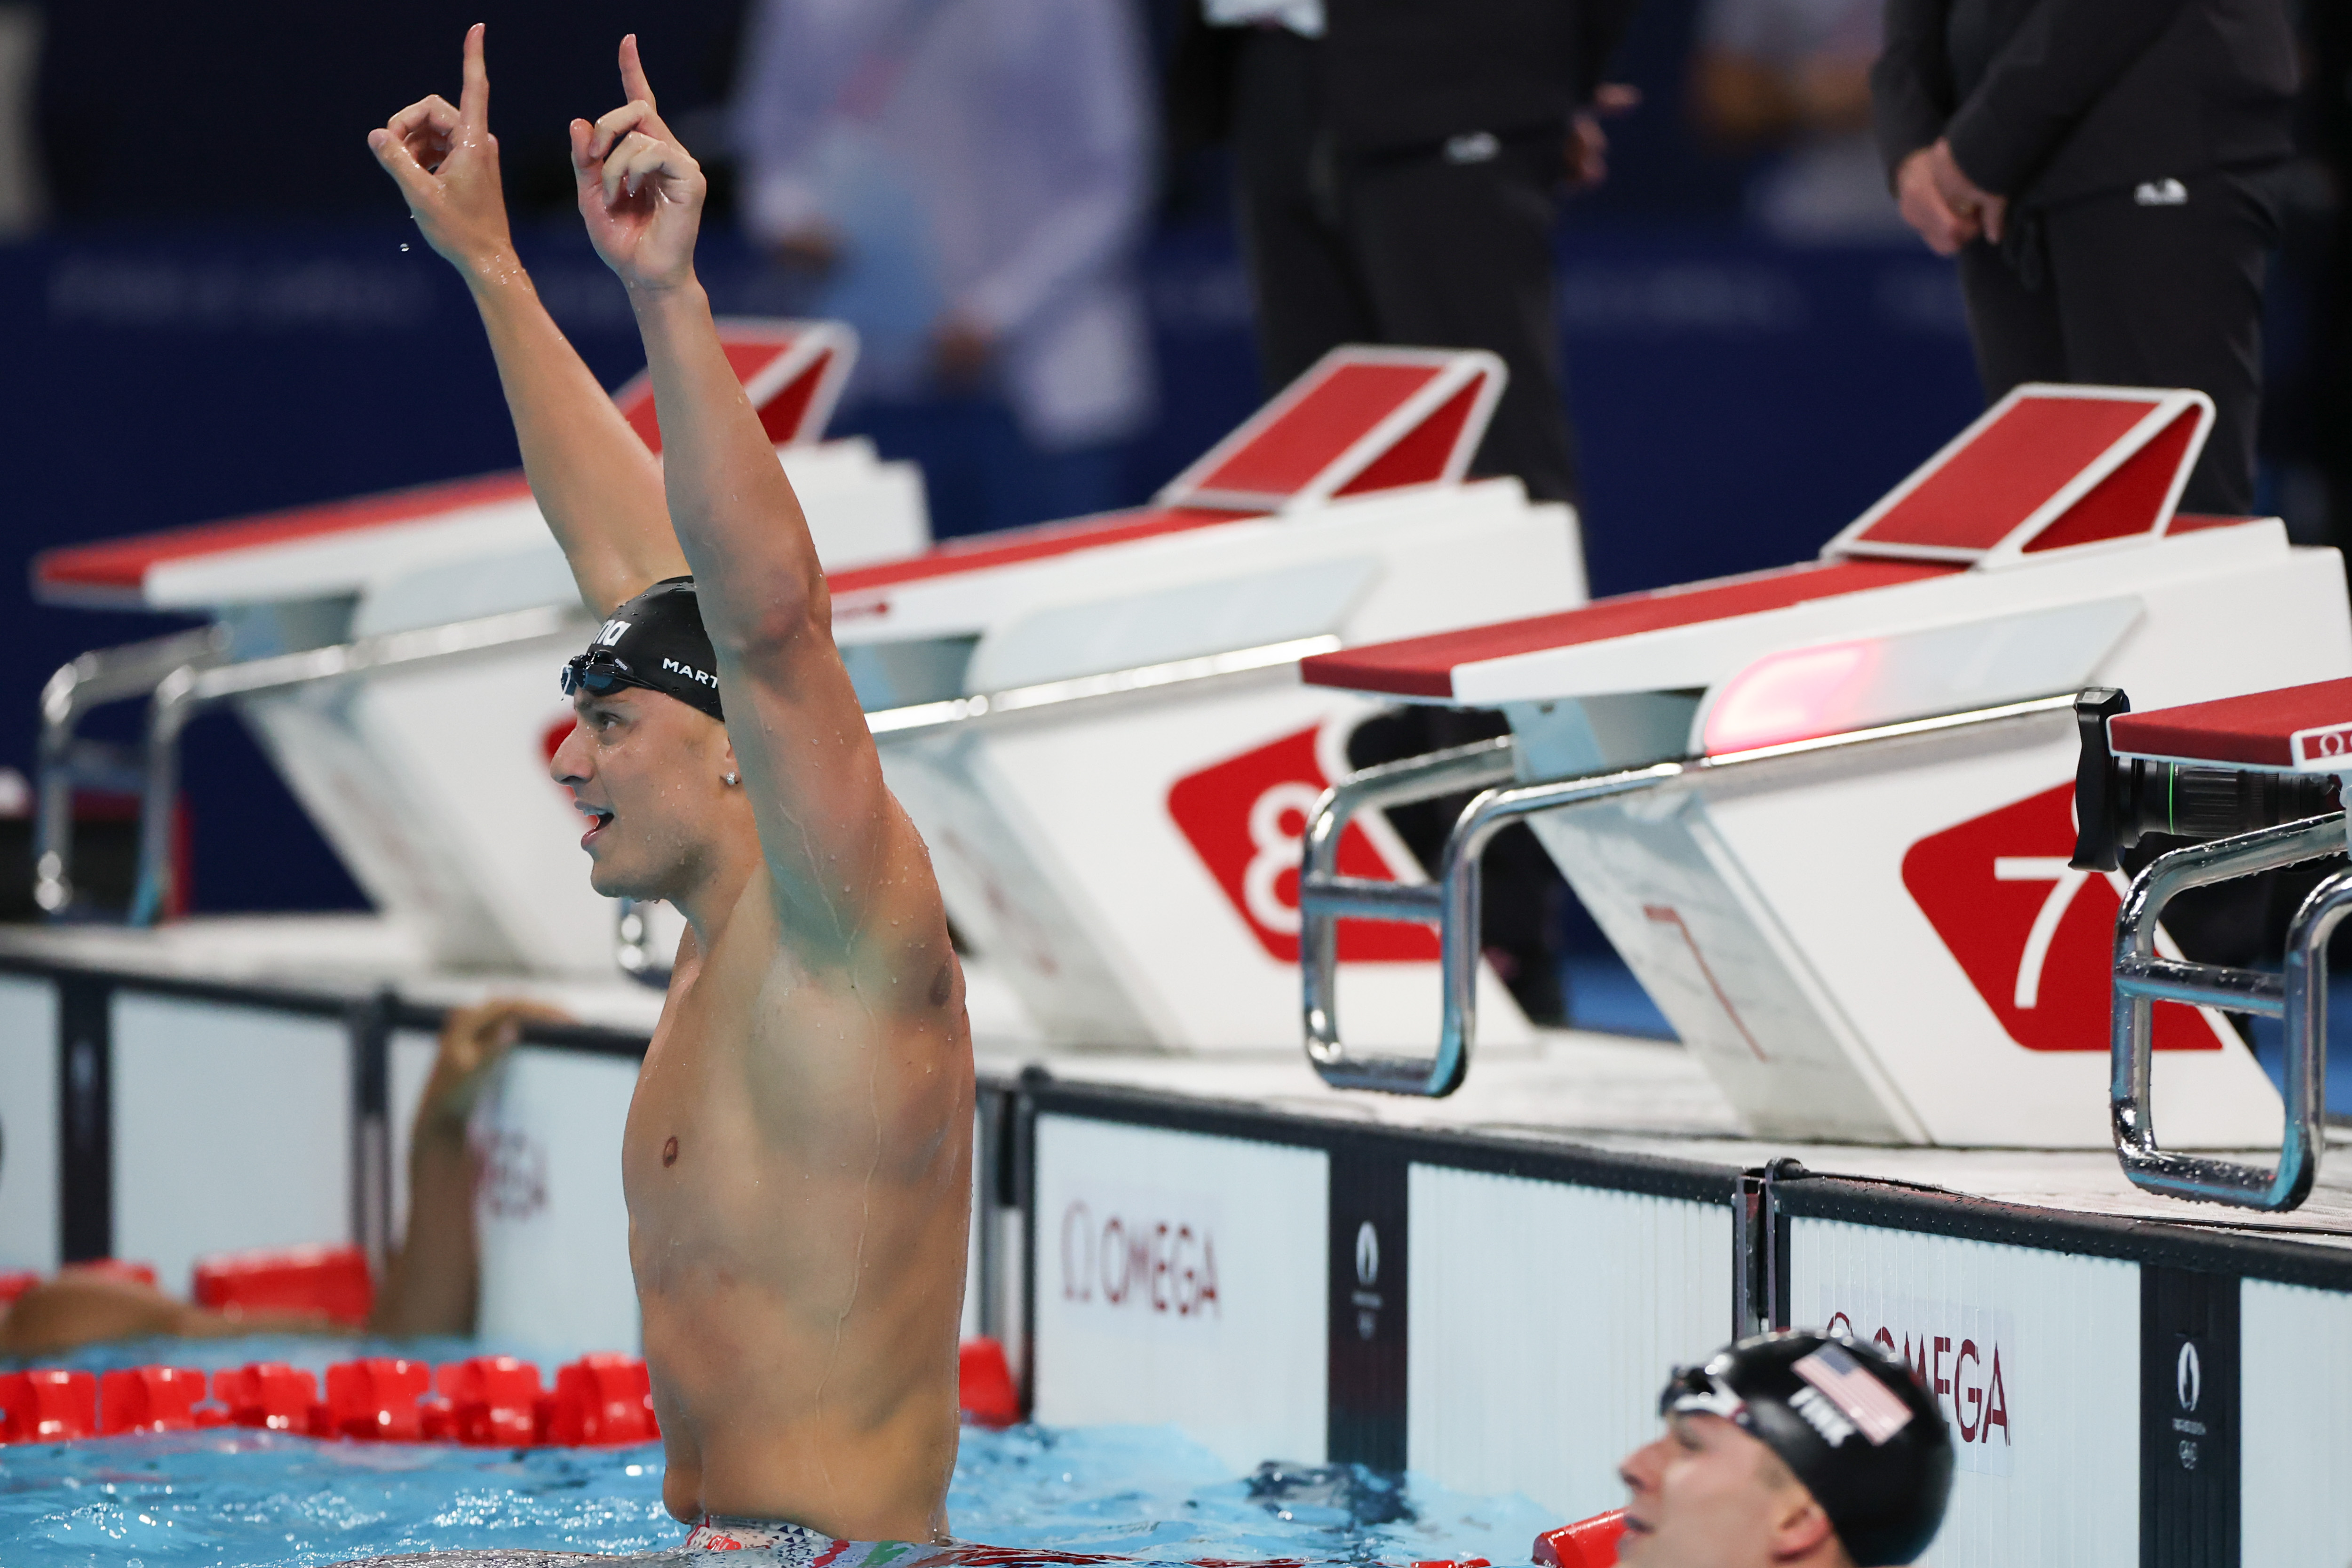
[33, 344, 1587, 1052]
[834, 347, 1583, 1052]
[1300, 384, 2352, 1148]
[30, 320, 927, 971]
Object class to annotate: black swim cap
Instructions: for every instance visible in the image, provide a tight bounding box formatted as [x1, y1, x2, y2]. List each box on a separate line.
[560, 577, 725, 723]
[1661, 1330, 1952, 1566]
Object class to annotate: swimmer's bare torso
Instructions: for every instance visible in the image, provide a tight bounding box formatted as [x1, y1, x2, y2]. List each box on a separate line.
[626, 858, 970, 1537]
[371, 29, 972, 1542]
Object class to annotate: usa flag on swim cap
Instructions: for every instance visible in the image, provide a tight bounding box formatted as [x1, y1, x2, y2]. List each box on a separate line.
[1793, 1344, 1914, 1446]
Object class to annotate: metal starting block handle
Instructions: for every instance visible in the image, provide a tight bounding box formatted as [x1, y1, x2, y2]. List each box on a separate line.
[1298, 735, 1678, 1095]
[1300, 692, 2080, 1098]
[2075, 687, 2349, 1210]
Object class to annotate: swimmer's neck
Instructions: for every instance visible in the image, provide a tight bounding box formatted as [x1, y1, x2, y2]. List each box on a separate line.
[669, 840, 762, 952]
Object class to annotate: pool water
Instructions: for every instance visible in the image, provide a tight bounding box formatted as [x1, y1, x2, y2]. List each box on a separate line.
[1, 1340, 1563, 1568]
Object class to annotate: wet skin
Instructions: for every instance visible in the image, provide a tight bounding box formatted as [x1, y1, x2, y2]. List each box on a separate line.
[373, 26, 974, 1542]
[550, 610, 972, 1544]
[1616, 1413, 1847, 1568]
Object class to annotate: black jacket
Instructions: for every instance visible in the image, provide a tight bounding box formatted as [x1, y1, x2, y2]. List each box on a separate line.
[1871, 0, 2296, 208]
[1171, 0, 1643, 158]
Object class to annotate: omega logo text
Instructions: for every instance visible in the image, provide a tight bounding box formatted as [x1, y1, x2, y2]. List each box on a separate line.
[1059, 1201, 1221, 1321]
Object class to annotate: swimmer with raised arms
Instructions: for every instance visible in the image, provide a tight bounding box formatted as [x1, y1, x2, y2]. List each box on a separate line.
[367, 28, 971, 1557]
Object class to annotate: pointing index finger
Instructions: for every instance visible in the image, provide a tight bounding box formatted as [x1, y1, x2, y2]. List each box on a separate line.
[619, 33, 657, 110]
[461, 22, 490, 130]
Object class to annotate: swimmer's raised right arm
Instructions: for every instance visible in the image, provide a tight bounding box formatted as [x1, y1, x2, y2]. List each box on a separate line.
[369, 25, 688, 615]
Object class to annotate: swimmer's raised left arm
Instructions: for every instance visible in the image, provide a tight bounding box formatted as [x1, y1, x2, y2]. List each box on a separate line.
[571, 42, 940, 970]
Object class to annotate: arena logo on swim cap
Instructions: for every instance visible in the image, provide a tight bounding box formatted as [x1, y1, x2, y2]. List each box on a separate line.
[597, 618, 628, 646]
[661, 657, 718, 690]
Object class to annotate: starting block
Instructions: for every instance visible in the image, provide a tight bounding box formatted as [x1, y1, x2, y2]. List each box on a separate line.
[2071, 678, 2352, 1209]
[1300, 384, 2351, 1145]
[842, 347, 1585, 1050]
[31, 322, 924, 971]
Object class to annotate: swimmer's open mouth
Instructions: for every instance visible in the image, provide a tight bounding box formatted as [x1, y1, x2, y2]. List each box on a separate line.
[577, 802, 615, 847]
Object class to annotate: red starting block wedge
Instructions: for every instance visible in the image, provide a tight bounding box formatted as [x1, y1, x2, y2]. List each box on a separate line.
[0, 1270, 38, 1305]
[958, 1337, 1020, 1428]
[545, 1354, 658, 1446]
[214, 1363, 323, 1433]
[192, 1243, 374, 1327]
[0, 1369, 99, 1442]
[98, 1366, 208, 1435]
[324, 1358, 432, 1441]
[436, 1356, 545, 1447]
[1533, 1510, 1627, 1568]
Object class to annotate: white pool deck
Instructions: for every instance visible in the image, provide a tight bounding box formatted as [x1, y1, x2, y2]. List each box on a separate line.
[8, 913, 2350, 1249]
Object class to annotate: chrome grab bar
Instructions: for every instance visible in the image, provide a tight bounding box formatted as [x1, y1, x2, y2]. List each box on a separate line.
[128, 605, 589, 926]
[1299, 692, 2081, 1097]
[863, 634, 1341, 738]
[2110, 812, 2349, 1210]
[35, 627, 231, 916]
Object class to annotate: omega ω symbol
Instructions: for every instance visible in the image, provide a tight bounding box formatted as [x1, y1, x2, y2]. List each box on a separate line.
[2176, 1341, 2201, 1412]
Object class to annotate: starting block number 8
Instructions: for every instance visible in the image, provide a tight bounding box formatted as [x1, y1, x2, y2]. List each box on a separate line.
[1168, 724, 1439, 964]
[1244, 782, 1324, 937]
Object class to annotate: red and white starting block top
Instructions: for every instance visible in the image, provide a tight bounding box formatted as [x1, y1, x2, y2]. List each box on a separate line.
[809, 348, 1586, 1052]
[1305, 384, 2233, 749]
[31, 320, 902, 619]
[819, 348, 1518, 662]
[2107, 677, 2352, 773]
[1302, 383, 2351, 1147]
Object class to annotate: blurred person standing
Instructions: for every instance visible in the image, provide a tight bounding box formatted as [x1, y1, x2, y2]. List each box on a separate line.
[733, 0, 1156, 533]
[1689, 0, 1908, 243]
[1170, 0, 1641, 1027]
[1173, 0, 1641, 510]
[1873, 0, 2298, 515]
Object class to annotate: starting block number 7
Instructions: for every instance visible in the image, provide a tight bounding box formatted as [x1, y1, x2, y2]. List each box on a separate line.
[1991, 858, 2132, 1010]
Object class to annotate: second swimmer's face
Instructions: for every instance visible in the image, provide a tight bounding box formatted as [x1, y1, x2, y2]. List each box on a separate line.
[1617, 1415, 1839, 1568]
[550, 685, 740, 902]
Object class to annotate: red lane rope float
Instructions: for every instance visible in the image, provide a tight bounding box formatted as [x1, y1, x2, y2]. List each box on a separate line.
[193, 1244, 374, 1327]
[1531, 1510, 1627, 1568]
[3, 1337, 1023, 1447]
[959, 1337, 1020, 1428]
[0, 1369, 98, 1441]
[212, 1362, 322, 1433]
[97, 1366, 213, 1435]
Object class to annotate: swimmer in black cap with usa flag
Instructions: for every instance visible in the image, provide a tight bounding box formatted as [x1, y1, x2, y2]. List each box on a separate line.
[370, 24, 972, 1556]
[1616, 1330, 1953, 1568]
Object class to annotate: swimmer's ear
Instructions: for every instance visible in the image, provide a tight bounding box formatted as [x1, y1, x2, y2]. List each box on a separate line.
[619, 33, 658, 111]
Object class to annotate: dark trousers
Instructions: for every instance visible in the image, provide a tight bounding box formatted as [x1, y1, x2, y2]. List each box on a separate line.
[1956, 167, 2283, 516]
[1223, 28, 1580, 1019]
[1228, 27, 1580, 506]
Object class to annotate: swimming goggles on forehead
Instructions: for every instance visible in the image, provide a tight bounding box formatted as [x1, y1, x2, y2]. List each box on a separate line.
[560, 646, 641, 699]
[1659, 1361, 1746, 1421]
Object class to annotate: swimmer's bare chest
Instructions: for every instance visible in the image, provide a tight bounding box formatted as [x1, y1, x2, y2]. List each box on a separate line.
[617, 872, 974, 1536]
